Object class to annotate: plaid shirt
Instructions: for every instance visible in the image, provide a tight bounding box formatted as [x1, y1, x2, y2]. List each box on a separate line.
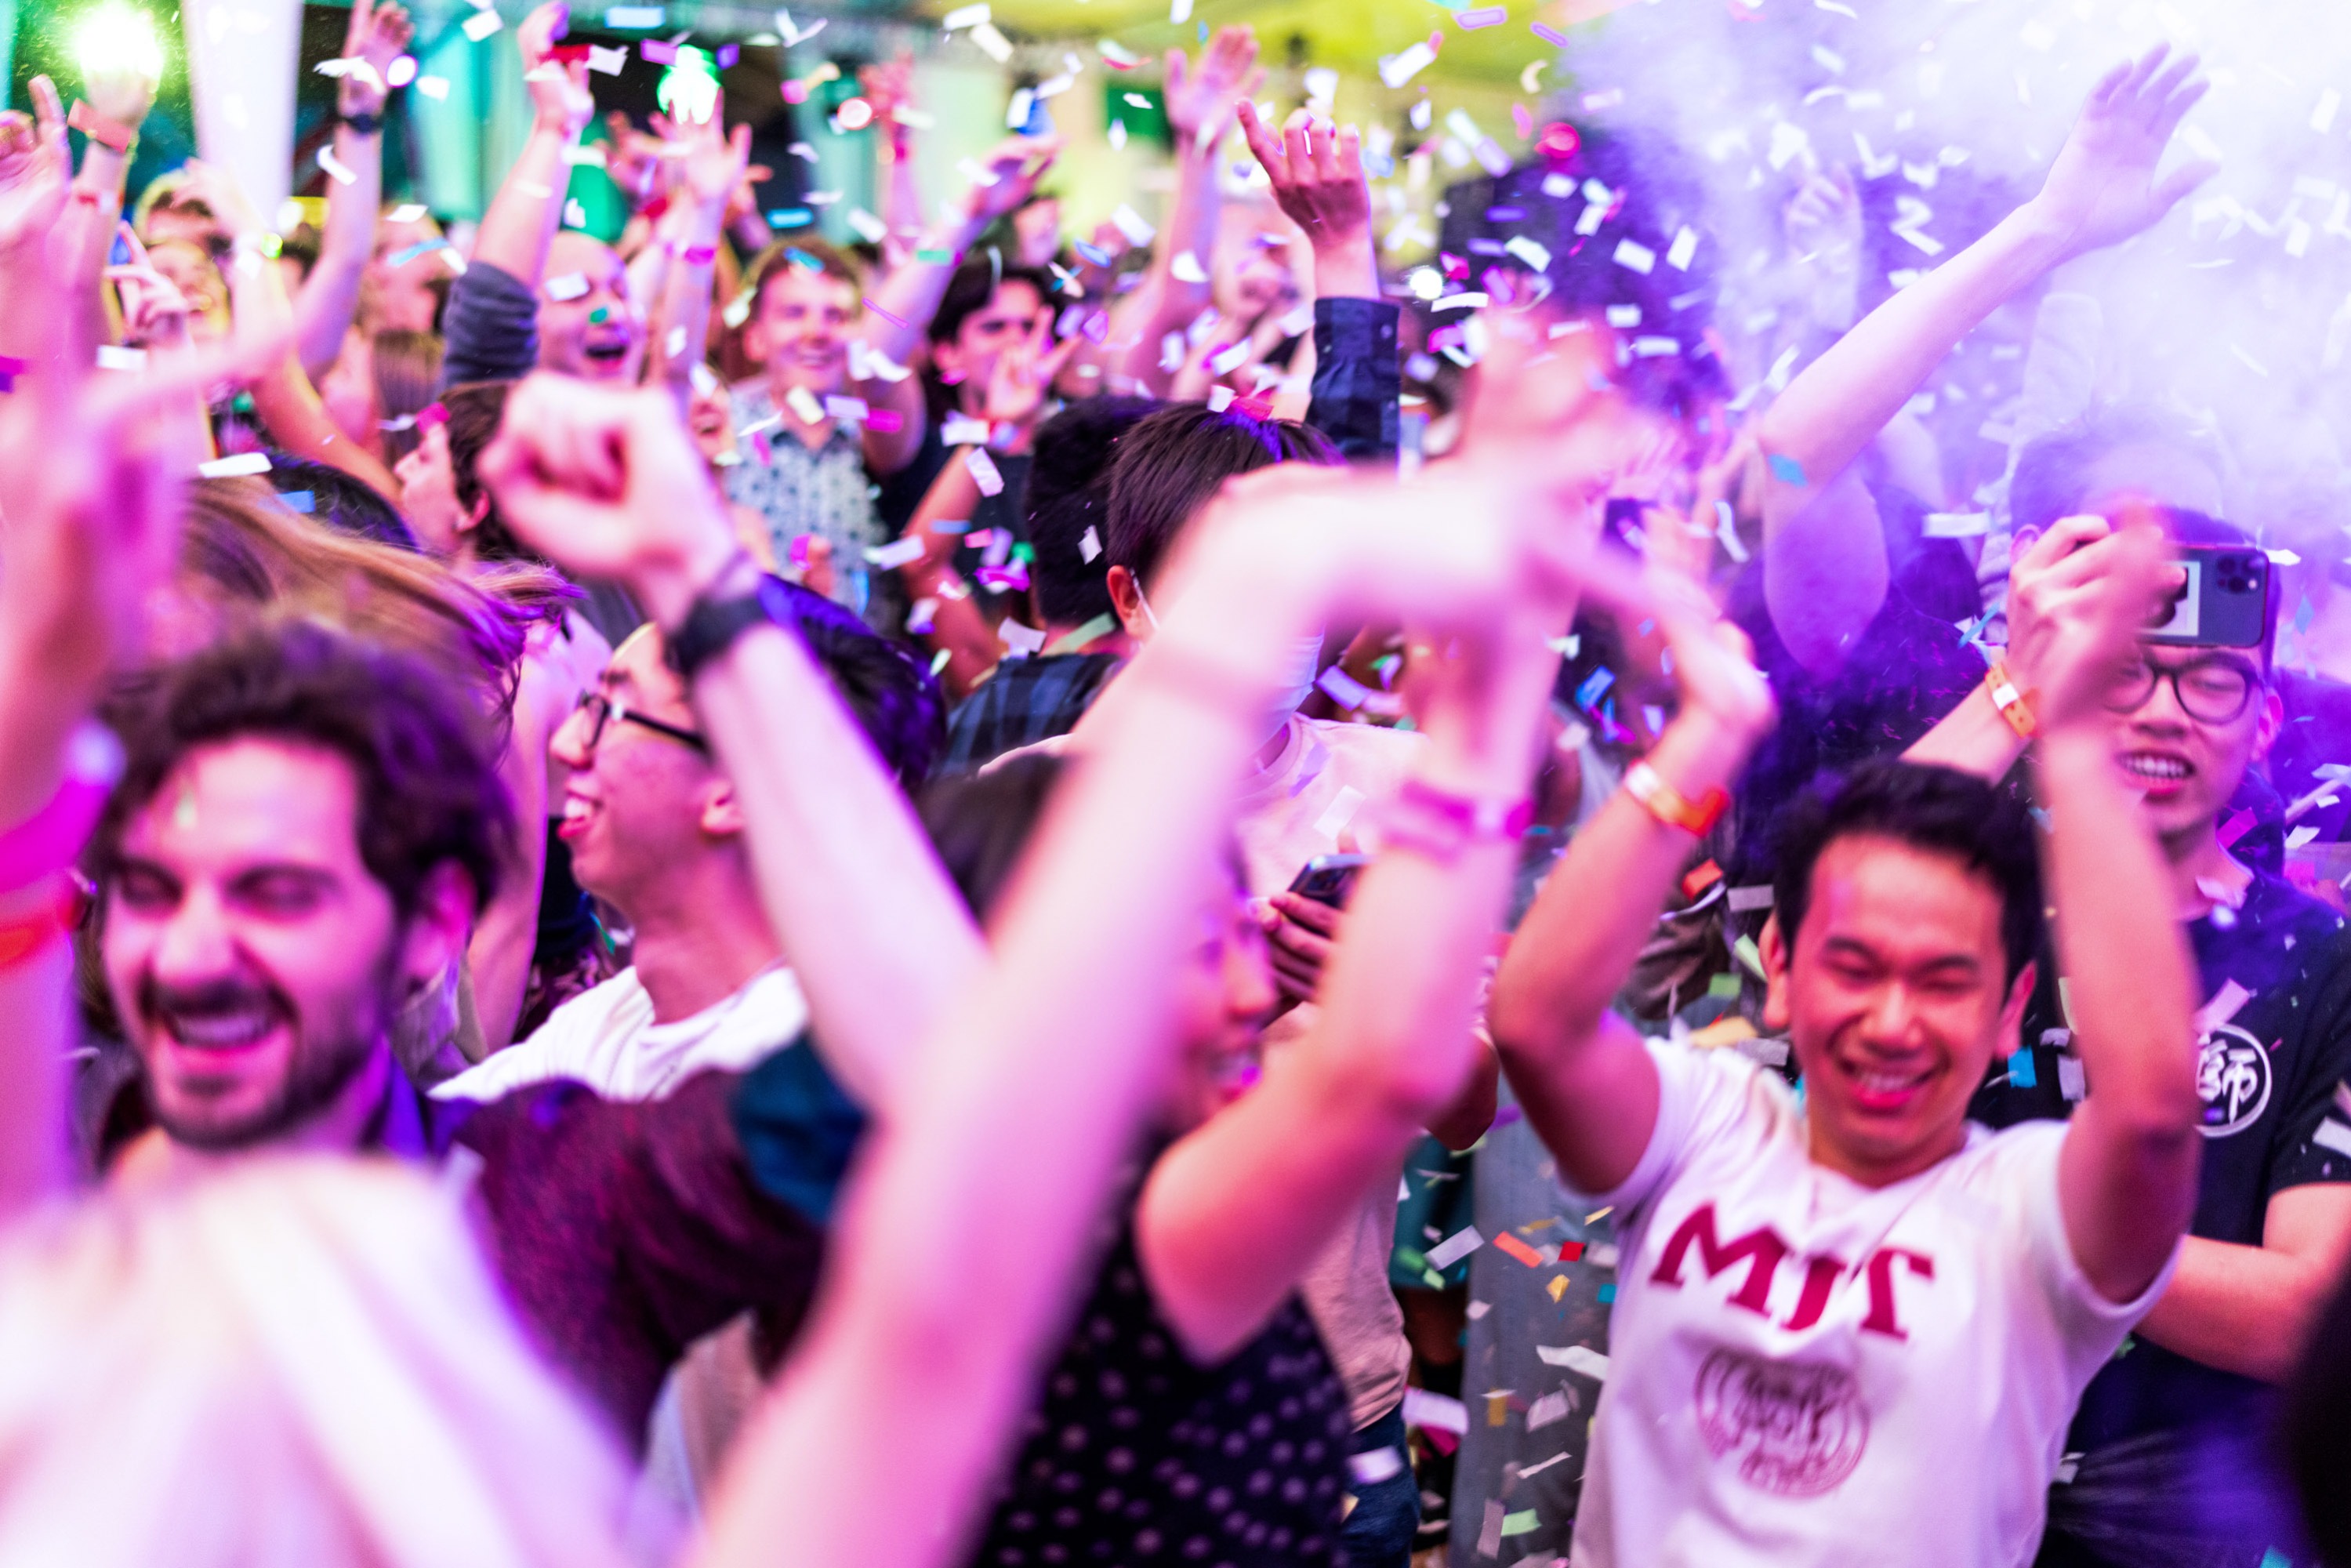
[941, 652, 1125, 774]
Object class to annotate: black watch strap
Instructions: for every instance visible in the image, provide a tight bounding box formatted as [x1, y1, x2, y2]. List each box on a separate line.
[339, 109, 383, 136]
[667, 572, 796, 681]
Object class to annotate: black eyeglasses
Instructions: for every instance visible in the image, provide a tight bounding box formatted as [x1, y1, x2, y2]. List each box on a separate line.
[571, 691, 709, 755]
[2102, 654, 2260, 725]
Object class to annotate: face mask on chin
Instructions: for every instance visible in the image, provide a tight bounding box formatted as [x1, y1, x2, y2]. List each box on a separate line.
[1134, 583, 1324, 753]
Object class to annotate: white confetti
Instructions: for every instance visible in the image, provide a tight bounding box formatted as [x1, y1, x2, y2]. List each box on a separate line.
[1667, 226, 1700, 270]
[1378, 41, 1436, 89]
[1612, 238, 1656, 274]
[1079, 525, 1102, 563]
[198, 452, 273, 478]
[544, 271, 590, 302]
[1170, 249, 1207, 284]
[588, 43, 627, 74]
[460, 9, 502, 40]
[965, 446, 1005, 496]
[865, 536, 927, 569]
[1109, 204, 1157, 247]
[1536, 1345, 1611, 1380]
[941, 413, 992, 446]
[968, 21, 1013, 63]
[1425, 1225, 1482, 1270]
[415, 75, 450, 100]
[1001, 618, 1047, 654]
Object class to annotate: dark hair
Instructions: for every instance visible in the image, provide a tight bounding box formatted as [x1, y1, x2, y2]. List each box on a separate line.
[1025, 396, 1159, 626]
[1770, 760, 2042, 984]
[441, 381, 532, 563]
[767, 577, 949, 789]
[927, 257, 1058, 347]
[264, 456, 418, 550]
[2009, 403, 2229, 537]
[2157, 505, 2278, 673]
[918, 752, 1065, 920]
[1105, 404, 1341, 591]
[90, 622, 515, 922]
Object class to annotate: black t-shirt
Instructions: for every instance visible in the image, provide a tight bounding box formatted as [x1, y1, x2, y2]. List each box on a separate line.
[1972, 869, 2351, 1457]
[964, 1183, 1352, 1566]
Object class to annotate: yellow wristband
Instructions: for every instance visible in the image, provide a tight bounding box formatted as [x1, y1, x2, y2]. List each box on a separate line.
[1986, 660, 2037, 740]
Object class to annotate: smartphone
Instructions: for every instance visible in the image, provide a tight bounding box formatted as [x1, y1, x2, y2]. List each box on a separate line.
[1287, 853, 1372, 910]
[2146, 544, 2272, 649]
[1602, 496, 1648, 554]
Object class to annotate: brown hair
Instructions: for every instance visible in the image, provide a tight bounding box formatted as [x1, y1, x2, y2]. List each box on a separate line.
[372, 330, 444, 465]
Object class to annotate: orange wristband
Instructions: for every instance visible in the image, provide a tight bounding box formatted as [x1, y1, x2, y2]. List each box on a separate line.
[0, 878, 79, 971]
[1625, 760, 1729, 837]
[68, 100, 137, 154]
[1986, 660, 2037, 740]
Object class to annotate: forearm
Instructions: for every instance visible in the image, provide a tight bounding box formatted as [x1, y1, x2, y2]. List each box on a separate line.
[0, 920, 72, 1225]
[865, 209, 984, 367]
[879, 129, 923, 249]
[293, 124, 381, 379]
[2038, 729, 2199, 1126]
[69, 147, 132, 349]
[472, 123, 574, 285]
[648, 202, 725, 401]
[2134, 1235, 2329, 1383]
[691, 619, 986, 1112]
[1758, 205, 2064, 505]
[1903, 682, 2029, 780]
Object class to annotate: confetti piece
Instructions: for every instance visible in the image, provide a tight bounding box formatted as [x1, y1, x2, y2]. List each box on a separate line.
[767, 208, 814, 229]
[1767, 453, 1808, 485]
[460, 9, 503, 40]
[823, 394, 869, 423]
[545, 271, 590, 303]
[1667, 226, 1699, 270]
[865, 536, 927, 569]
[968, 22, 1013, 62]
[1079, 524, 1102, 564]
[280, 490, 314, 513]
[1612, 238, 1656, 274]
[604, 5, 664, 24]
[1109, 204, 1157, 247]
[1348, 1445, 1404, 1485]
[1727, 884, 1774, 913]
[2315, 1120, 2351, 1158]
[1426, 1225, 1484, 1270]
[930, 648, 953, 677]
[1455, 5, 1507, 26]
[1493, 1232, 1544, 1267]
[784, 384, 826, 425]
[415, 75, 450, 100]
[1547, 1274, 1569, 1301]
[1170, 249, 1207, 284]
[1314, 785, 1366, 840]
[640, 38, 677, 63]
[1501, 1509, 1541, 1537]
[965, 446, 1005, 496]
[1924, 512, 1990, 538]
[1403, 1387, 1468, 1434]
[1504, 234, 1551, 272]
[198, 452, 273, 478]
[1734, 934, 1767, 979]
[913, 246, 954, 263]
[2195, 978, 2252, 1036]
[2218, 808, 2256, 848]
[941, 1, 989, 26]
[863, 298, 909, 330]
[1379, 41, 1437, 89]
[941, 414, 992, 446]
[2007, 1047, 2037, 1090]
[1598, 1283, 1616, 1302]
[1526, 1389, 1571, 1432]
[1531, 20, 1569, 45]
[96, 344, 147, 371]
[2058, 1054, 2087, 1102]
[866, 409, 903, 433]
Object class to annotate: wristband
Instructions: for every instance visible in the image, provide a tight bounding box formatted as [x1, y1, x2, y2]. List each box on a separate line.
[68, 100, 137, 154]
[1985, 660, 2037, 740]
[1624, 760, 1729, 837]
[0, 877, 81, 971]
[1374, 779, 1536, 864]
[0, 724, 123, 895]
[666, 558, 798, 681]
[338, 109, 383, 137]
[671, 241, 718, 266]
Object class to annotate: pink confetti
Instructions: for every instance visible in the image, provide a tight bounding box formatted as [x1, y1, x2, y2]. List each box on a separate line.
[864, 297, 909, 329]
[1531, 20, 1570, 45]
[865, 408, 904, 433]
[1456, 5, 1507, 27]
[640, 39, 677, 64]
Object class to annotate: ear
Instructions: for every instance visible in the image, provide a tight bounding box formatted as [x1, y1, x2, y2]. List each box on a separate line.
[1106, 564, 1152, 641]
[699, 775, 746, 839]
[1758, 911, 1793, 1034]
[398, 862, 476, 994]
[742, 313, 769, 365]
[931, 336, 969, 385]
[1997, 956, 2037, 1051]
[2251, 681, 2285, 765]
[2010, 524, 2044, 557]
[459, 492, 492, 536]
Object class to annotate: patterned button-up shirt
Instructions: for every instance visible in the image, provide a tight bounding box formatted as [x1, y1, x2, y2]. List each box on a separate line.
[723, 380, 894, 630]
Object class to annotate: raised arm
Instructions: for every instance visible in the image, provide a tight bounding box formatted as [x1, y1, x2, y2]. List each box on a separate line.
[293, 0, 412, 380]
[1754, 45, 2212, 671]
[470, 2, 593, 287]
[1489, 575, 1777, 1195]
[644, 112, 752, 410]
[2033, 521, 2203, 1303]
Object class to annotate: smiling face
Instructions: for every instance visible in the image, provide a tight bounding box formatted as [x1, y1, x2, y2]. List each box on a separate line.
[393, 421, 474, 560]
[1766, 835, 2034, 1186]
[550, 627, 724, 917]
[746, 266, 860, 400]
[147, 238, 230, 346]
[2104, 644, 2282, 851]
[1157, 872, 1282, 1132]
[101, 740, 448, 1152]
[536, 233, 639, 382]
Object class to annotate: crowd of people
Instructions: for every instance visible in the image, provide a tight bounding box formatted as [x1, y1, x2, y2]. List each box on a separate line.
[2, 7, 2351, 1565]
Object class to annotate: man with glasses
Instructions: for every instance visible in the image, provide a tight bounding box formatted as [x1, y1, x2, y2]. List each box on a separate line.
[1920, 507, 2351, 1566]
[439, 579, 942, 1104]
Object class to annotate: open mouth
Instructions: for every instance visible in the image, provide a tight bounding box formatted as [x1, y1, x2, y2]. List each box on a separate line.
[582, 339, 632, 371]
[1832, 1051, 1935, 1113]
[147, 983, 289, 1064]
[2121, 750, 2192, 794]
[557, 790, 600, 840]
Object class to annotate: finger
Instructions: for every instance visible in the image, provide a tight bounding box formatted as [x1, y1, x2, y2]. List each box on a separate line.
[1163, 49, 1188, 97]
[1270, 891, 1341, 936]
[1235, 98, 1283, 177]
[1333, 123, 1364, 182]
[2120, 42, 2168, 101]
[30, 75, 66, 143]
[2153, 76, 2212, 142]
[2151, 156, 2219, 213]
[1282, 111, 1314, 183]
[2085, 55, 2132, 108]
[2143, 49, 2200, 114]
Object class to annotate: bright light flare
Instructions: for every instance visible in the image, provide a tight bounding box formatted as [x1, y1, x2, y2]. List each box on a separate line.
[74, 2, 165, 83]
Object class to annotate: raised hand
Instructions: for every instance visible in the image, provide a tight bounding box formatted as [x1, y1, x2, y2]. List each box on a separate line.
[2004, 510, 2179, 732]
[857, 52, 916, 125]
[172, 158, 267, 245]
[79, 24, 161, 136]
[477, 375, 738, 627]
[959, 135, 1061, 225]
[0, 77, 68, 256]
[1161, 25, 1261, 148]
[106, 224, 191, 349]
[1784, 166, 1861, 267]
[337, 0, 414, 118]
[665, 109, 753, 210]
[517, 2, 594, 136]
[1236, 103, 1368, 256]
[981, 310, 1079, 430]
[2029, 44, 2215, 260]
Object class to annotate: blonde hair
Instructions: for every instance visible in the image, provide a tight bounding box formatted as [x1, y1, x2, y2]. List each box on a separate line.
[0, 1158, 633, 1568]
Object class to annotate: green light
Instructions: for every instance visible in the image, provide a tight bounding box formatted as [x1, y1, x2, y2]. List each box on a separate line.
[656, 46, 719, 125]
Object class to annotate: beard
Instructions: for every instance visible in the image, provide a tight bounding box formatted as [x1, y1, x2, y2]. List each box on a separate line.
[136, 953, 405, 1153]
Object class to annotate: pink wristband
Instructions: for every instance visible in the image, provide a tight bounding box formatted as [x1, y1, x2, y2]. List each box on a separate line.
[0, 724, 122, 894]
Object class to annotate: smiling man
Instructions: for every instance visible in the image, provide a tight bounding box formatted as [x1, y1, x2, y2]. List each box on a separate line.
[1489, 524, 2203, 1566]
[85, 622, 863, 1448]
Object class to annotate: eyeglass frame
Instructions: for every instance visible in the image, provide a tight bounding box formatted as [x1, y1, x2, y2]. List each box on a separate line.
[570, 689, 710, 756]
[2101, 648, 2265, 726]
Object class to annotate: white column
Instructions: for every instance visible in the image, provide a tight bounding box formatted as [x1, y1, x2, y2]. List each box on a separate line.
[180, 0, 303, 218]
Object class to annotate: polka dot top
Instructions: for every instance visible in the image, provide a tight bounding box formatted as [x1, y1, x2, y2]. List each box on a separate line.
[966, 1184, 1354, 1566]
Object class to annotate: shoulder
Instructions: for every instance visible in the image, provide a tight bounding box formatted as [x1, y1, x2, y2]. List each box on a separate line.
[431, 971, 650, 1104]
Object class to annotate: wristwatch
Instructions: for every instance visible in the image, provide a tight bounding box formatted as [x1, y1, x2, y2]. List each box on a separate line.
[666, 570, 800, 681]
[339, 109, 383, 136]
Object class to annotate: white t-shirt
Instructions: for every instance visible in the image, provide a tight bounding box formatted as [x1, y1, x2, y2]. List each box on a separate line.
[1569, 1039, 2175, 1568]
[432, 964, 808, 1104]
